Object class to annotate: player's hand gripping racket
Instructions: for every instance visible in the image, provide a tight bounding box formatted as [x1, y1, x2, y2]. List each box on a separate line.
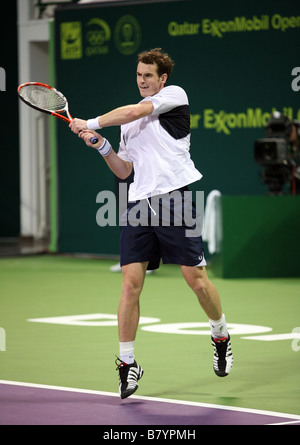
[17, 82, 98, 144]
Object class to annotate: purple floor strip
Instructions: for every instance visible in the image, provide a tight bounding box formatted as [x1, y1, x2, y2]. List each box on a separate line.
[0, 382, 299, 426]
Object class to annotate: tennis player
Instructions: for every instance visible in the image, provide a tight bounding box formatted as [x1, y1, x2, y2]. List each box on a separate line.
[69, 48, 233, 399]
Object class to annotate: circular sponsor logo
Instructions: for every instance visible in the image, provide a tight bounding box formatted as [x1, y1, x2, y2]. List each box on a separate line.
[86, 18, 111, 56]
[114, 15, 141, 55]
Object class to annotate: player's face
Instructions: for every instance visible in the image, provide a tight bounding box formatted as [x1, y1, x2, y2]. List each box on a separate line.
[137, 62, 167, 97]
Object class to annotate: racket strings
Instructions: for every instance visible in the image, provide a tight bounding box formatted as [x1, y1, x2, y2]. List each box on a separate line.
[20, 85, 66, 112]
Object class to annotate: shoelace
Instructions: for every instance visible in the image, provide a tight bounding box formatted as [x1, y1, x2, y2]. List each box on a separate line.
[213, 336, 228, 343]
[115, 355, 128, 370]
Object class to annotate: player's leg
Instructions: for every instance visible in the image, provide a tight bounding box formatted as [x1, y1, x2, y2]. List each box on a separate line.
[181, 265, 233, 377]
[181, 265, 222, 321]
[117, 209, 161, 398]
[118, 261, 148, 342]
[116, 261, 147, 399]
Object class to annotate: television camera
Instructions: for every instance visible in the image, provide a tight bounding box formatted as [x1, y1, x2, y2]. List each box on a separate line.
[254, 111, 295, 194]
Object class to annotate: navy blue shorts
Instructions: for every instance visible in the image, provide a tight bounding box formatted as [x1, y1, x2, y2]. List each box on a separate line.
[120, 186, 206, 270]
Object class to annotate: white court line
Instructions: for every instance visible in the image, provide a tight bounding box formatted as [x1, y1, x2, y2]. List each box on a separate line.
[266, 420, 300, 425]
[1, 379, 300, 425]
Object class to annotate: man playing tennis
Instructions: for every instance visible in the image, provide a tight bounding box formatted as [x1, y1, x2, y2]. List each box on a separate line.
[69, 48, 233, 399]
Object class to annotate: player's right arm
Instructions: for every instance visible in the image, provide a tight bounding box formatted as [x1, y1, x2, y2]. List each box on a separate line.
[78, 130, 133, 179]
[103, 149, 133, 180]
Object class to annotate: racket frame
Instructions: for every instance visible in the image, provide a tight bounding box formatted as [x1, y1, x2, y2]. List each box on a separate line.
[18, 82, 72, 123]
[17, 82, 99, 144]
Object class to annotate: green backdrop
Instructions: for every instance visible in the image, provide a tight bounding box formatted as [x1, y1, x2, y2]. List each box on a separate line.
[53, 0, 300, 256]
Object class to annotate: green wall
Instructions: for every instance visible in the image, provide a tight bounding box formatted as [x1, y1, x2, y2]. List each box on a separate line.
[54, 0, 300, 256]
[212, 195, 300, 278]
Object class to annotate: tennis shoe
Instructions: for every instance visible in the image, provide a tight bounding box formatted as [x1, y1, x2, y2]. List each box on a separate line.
[212, 335, 233, 377]
[115, 357, 144, 399]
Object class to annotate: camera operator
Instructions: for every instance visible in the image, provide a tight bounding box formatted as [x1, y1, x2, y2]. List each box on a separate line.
[254, 113, 300, 195]
[288, 120, 300, 194]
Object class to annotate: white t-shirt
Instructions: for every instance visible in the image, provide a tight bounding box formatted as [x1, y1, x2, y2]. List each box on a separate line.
[117, 85, 202, 201]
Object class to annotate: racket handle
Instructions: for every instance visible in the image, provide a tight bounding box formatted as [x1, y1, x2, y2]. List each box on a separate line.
[90, 136, 99, 144]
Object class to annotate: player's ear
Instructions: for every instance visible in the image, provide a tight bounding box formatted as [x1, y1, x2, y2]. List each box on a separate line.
[161, 73, 168, 85]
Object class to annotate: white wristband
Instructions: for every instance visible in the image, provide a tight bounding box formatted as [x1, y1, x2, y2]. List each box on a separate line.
[97, 138, 112, 157]
[86, 116, 101, 130]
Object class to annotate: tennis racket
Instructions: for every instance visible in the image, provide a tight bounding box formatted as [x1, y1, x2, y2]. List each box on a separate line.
[17, 82, 98, 144]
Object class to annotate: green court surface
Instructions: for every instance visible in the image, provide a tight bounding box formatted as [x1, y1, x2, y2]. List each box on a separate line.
[0, 255, 299, 417]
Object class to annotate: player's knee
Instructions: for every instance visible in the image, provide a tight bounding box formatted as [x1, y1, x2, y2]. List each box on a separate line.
[188, 277, 209, 295]
[122, 278, 143, 300]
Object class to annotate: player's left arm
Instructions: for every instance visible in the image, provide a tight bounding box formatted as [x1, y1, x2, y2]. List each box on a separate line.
[69, 101, 154, 134]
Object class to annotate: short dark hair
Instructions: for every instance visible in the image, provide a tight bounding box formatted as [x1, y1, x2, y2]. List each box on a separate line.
[137, 48, 175, 80]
